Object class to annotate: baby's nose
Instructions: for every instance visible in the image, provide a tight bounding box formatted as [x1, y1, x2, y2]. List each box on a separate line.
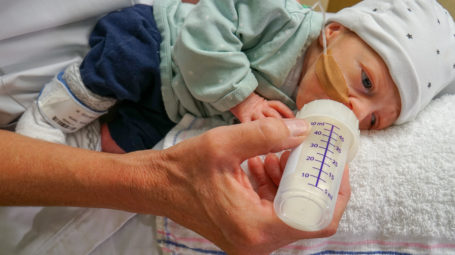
[344, 101, 353, 111]
[347, 100, 371, 123]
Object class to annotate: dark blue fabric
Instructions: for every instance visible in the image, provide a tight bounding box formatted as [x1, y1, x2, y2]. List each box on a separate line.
[80, 5, 175, 152]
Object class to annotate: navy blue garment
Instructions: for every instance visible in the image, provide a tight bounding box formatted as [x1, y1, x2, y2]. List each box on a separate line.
[80, 4, 175, 152]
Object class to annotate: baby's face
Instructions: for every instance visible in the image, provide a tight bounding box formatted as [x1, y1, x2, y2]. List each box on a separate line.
[296, 23, 401, 130]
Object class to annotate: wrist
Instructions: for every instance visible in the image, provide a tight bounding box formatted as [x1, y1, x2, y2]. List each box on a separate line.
[110, 150, 177, 215]
[0, 131, 182, 215]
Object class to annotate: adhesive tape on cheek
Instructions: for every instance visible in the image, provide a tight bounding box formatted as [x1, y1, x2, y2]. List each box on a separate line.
[315, 49, 349, 104]
[37, 72, 106, 133]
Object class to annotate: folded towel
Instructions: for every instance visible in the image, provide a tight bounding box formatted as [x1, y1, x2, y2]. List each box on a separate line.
[156, 94, 455, 255]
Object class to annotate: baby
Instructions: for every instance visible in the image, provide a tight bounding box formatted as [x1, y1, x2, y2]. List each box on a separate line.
[16, 0, 455, 153]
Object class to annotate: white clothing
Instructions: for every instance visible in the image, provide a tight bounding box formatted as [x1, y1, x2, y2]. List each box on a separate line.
[0, 0, 135, 130]
[328, 0, 455, 124]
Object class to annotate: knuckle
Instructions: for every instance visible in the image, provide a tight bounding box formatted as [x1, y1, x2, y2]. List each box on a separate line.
[200, 129, 226, 160]
[232, 230, 265, 249]
[324, 227, 338, 237]
[258, 118, 286, 138]
[257, 118, 289, 145]
[320, 223, 338, 237]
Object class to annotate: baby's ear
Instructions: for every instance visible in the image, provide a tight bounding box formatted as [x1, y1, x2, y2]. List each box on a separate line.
[319, 22, 348, 47]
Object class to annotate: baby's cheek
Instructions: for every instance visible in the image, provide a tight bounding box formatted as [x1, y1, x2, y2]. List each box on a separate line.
[295, 83, 330, 110]
[295, 72, 330, 109]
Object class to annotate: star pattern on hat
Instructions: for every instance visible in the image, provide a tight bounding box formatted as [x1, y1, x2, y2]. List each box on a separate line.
[405, 5, 454, 91]
[329, 0, 455, 123]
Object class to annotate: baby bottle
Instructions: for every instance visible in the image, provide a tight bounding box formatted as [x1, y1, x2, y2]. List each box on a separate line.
[274, 99, 360, 231]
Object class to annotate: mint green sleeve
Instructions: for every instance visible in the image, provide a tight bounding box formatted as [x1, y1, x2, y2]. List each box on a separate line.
[173, 0, 292, 112]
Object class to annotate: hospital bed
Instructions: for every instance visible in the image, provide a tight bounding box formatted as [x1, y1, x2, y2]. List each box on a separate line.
[0, 0, 454, 254]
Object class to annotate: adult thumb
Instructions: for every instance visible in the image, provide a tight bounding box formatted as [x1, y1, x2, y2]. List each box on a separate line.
[210, 118, 310, 162]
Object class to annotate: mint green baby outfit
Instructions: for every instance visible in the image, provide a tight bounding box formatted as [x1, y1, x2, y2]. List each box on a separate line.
[153, 0, 323, 122]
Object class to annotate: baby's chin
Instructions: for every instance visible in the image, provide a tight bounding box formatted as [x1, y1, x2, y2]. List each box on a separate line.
[296, 96, 321, 110]
[295, 100, 309, 110]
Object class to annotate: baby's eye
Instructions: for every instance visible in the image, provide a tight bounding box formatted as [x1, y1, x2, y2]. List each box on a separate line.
[370, 113, 377, 130]
[361, 70, 373, 90]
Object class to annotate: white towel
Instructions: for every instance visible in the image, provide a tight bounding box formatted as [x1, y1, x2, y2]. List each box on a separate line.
[156, 94, 455, 255]
[341, 94, 455, 239]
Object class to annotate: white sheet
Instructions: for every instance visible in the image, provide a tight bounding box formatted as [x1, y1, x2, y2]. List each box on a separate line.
[0, 0, 133, 41]
[0, 0, 153, 128]
[0, 0, 135, 128]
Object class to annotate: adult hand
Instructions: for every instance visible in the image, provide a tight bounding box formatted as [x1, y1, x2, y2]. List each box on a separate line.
[126, 118, 349, 255]
[0, 117, 349, 255]
[249, 152, 351, 237]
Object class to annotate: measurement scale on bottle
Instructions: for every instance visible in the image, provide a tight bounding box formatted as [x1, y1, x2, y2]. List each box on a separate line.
[302, 121, 345, 201]
[274, 100, 360, 231]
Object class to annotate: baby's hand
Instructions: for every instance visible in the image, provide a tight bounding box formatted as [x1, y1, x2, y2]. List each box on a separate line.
[230, 92, 295, 122]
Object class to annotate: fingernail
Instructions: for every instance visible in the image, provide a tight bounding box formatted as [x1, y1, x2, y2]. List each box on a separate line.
[284, 119, 309, 137]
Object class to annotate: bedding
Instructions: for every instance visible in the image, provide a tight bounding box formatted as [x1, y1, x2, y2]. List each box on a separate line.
[1, 94, 454, 255]
[155, 94, 455, 255]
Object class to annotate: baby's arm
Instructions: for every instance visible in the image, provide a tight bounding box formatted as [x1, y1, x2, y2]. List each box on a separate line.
[230, 92, 294, 122]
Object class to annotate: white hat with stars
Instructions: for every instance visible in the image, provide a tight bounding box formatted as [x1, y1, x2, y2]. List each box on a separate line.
[328, 0, 455, 124]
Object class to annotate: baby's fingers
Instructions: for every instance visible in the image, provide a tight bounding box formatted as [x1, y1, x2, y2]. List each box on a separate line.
[268, 101, 295, 118]
[263, 108, 284, 119]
